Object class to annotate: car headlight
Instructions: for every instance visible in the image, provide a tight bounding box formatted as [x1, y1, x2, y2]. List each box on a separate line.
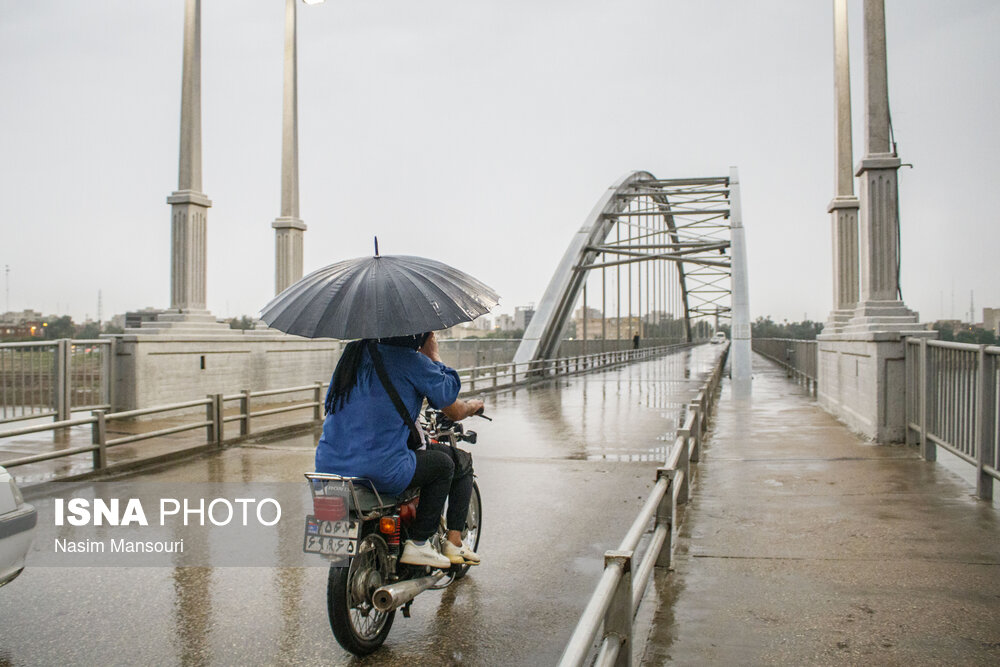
[9, 479, 24, 508]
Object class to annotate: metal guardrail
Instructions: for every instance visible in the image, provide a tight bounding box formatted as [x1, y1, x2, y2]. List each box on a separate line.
[0, 344, 693, 477]
[905, 338, 999, 500]
[458, 343, 694, 394]
[751, 337, 818, 395]
[558, 343, 730, 667]
[0, 382, 326, 472]
[0, 338, 114, 424]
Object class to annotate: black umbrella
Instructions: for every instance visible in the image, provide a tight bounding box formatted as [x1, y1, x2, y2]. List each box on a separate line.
[259, 251, 500, 340]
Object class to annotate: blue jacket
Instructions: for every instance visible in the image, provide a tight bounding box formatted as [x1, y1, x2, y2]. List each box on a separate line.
[315, 344, 461, 495]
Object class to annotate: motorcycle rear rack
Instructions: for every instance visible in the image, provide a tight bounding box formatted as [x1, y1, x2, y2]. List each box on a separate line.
[304, 472, 388, 521]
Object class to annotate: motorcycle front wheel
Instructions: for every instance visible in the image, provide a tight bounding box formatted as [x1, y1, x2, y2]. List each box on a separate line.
[453, 480, 482, 580]
[327, 532, 395, 656]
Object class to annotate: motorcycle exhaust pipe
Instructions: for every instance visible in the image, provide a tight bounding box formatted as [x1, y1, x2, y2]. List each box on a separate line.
[372, 571, 447, 612]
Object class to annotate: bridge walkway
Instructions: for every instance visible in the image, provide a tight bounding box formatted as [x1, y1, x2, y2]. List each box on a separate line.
[641, 354, 1000, 665]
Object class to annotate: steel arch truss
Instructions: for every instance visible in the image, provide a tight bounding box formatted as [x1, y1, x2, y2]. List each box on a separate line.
[514, 170, 737, 364]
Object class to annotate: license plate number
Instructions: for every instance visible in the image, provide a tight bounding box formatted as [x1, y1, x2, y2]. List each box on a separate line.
[303, 516, 359, 556]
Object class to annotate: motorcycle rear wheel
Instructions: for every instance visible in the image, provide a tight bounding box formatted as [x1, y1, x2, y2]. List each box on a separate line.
[327, 533, 395, 656]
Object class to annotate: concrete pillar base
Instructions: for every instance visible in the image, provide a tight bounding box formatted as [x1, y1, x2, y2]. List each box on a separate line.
[111, 333, 341, 412]
[129, 309, 232, 336]
[272, 217, 306, 295]
[817, 330, 935, 442]
[841, 300, 928, 335]
[824, 308, 855, 335]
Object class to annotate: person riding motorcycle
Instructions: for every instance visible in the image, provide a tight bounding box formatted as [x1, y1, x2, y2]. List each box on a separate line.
[315, 331, 483, 569]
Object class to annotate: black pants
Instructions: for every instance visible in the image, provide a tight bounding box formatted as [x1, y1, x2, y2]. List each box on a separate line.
[406, 442, 474, 541]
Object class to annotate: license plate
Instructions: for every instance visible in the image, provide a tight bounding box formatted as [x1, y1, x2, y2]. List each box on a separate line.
[303, 515, 359, 556]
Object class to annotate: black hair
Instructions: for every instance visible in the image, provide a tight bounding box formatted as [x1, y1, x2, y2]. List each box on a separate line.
[379, 332, 431, 350]
[325, 340, 365, 415]
[323, 332, 432, 415]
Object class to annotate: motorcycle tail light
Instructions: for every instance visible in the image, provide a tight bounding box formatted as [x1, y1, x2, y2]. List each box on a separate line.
[314, 496, 347, 521]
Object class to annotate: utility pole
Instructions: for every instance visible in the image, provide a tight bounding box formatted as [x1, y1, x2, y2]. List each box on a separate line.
[97, 289, 103, 325]
[4, 265, 9, 315]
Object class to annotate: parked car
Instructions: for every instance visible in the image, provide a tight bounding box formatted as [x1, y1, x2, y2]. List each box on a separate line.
[0, 466, 36, 587]
[711, 331, 727, 344]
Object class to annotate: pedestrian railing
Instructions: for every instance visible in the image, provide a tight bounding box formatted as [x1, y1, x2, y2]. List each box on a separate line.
[0, 338, 114, 424]
[1, 343, 698, 480]
[457, 343, 694, 395]
[905, 338, 999, 500]
[558, 343, 729, 667]
[752, 337, 818, 395]
[0, 382, 326, 472]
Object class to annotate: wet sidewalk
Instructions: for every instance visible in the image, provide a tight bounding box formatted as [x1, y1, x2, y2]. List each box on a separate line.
[642, 354, 1000, 665]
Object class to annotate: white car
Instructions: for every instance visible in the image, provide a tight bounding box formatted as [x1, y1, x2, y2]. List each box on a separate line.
[0, 466, 36, 587]
[711, 331, 727, 344]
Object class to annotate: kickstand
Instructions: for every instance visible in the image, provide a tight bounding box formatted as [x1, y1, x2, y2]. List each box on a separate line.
[400, 600, 413, 618]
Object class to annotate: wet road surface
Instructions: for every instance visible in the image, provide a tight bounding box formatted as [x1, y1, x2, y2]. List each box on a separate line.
[0, 346, 722, 666]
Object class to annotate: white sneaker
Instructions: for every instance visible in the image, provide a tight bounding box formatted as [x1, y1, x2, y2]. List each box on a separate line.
[442, 540, 480, 565]
[400, 540, 451, 569]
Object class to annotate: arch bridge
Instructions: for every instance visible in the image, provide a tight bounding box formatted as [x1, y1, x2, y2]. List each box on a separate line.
[514, 168, 743, 365]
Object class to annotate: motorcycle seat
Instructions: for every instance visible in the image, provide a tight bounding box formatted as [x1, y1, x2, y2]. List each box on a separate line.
[351, 486, 420, 513]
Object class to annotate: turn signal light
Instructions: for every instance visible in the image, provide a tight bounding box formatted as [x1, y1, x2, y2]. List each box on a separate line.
[380, 516, 398, 534]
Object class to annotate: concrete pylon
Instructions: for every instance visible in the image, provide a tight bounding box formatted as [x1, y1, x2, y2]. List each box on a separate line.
[729, 167, 752, 400]
[272, 0, 307, 296]
[818, 0, 934, 443]
[168, 0, 212, 313]
[825, 0, 860, 334]
[842, 0, 922, 334]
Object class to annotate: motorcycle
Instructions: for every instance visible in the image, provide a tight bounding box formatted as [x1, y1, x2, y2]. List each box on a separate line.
[303, 409, 485, 656]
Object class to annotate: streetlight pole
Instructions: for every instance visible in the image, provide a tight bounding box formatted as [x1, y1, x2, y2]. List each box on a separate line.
[273, 0, 324, 295]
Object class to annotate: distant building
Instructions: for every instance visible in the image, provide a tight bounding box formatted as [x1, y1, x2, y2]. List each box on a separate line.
[984, 308, 1000, 336]
[573, 307, 605, 340]
[494, 314, 515, 331]
[0, 321, 46, 339]
[437, 323, 482, 340]
[642, 310, 675, 325]
[125, 308, 163, 329]
[514, 306, 535, 331]
[1, 309, 43, 324]
[0, 310, 48, 339]
[572, 307, 643, 340]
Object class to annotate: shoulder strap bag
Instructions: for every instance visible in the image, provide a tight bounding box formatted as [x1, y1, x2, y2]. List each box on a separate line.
[367, 340, 426, 451]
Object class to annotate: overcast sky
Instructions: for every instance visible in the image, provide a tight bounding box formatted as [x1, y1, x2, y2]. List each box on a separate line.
[1, 0, 997, 325]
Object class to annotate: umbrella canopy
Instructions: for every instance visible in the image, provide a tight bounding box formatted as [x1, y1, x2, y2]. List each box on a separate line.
[259, 254, 500, 340]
